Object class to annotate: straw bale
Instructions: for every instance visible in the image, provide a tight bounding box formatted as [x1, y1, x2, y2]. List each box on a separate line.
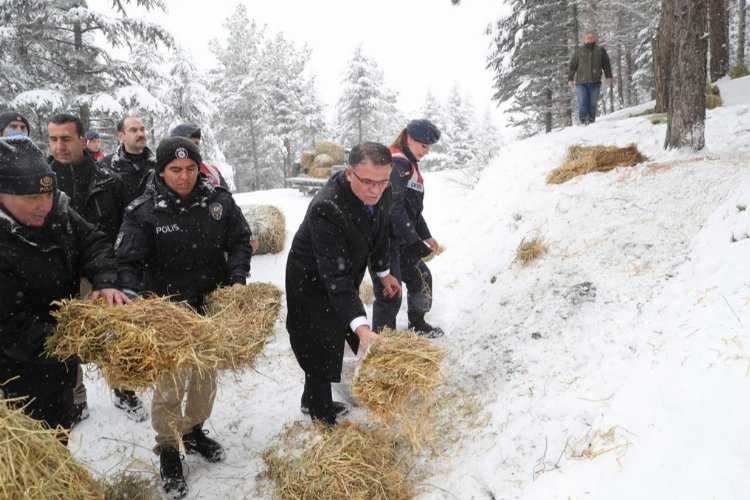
[313, 153, 335, 170]
[547, 144, 647, 184]
[242, 204, 286, 255]
[648, 113, 668, 125]
[359, 280, 374, 305]
[103, 472, 158, 500]
[0, 397, 104, 500]
[299, 151, 316, 171]
[421, 244, 446, 263]
[352, 329, 446, 426]
[314, 141, 347, 164]
[263, 421, 414, 500]
[515, 237, 548, 266]
[706, 93, 722, 109]
[309, 166, 332, 179]
[47, 283, 282, 389]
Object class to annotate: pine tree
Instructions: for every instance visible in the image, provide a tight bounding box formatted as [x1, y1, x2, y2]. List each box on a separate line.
[444, 85, 479, 168]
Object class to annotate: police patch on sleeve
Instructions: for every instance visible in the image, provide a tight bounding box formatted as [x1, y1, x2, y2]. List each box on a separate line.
[209, 202, 223, 221]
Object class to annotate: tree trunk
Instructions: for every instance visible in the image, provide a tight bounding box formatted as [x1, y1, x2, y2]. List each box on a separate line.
[545, 88, 552, 133]
[709, 0, 729, 81]
[616, 45, 625, 106]
[654, 0, 674, 113]
[666, 0, 708, 150]
[625, 43, 635, 106]
[739, 0, 747, 65]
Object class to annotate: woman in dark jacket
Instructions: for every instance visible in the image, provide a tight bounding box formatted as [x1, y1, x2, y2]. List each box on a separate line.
[370, 119, 444, 338]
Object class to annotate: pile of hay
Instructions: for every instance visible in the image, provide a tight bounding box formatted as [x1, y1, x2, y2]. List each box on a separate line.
[263, 421, 414, 500]
[359, 280, 375, 305]
[47, 283, 282, 389]
[729, 63, 750, 79]
[648, 113, 668, 125]
[422, 244, 446, 263]
[353, 329, 446, 426]
[547, 144, 647, 184]
[102, 472, 158, 500]
[0, 397, 104, 499]
[299, 141, 347, 178]
[515, 237, 548, 266]
[241, 205, 286, 255]
[706, 84, 722, 109]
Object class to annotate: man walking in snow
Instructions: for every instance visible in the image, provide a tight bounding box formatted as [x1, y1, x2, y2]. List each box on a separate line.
[116, 136, 252, 498]
[568, 31, 613, 125]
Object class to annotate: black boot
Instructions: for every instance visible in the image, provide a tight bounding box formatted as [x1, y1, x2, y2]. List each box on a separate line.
[183, 424, 225, 463]
[160, 446, 187, 499]
[69, 401, 89, 428]
[113, 388, 147, 422]
[408, 312, 445, 339]
[303, 374, 339, 426]
[301, 394, 349, 418]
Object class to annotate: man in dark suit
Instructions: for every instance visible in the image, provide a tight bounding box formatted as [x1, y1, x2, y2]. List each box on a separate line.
[285, 142, 401, 425]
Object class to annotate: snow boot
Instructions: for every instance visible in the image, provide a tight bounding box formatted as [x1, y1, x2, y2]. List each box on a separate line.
[159, 446, 187, 499]
[113, 389, 147, 422]
[183, 424, 225, 463]
[301, 395, 349, 418]
[408, 312, 445, 339]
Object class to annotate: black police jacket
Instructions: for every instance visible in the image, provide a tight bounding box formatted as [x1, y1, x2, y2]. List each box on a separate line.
[388, 147, 432, 246]
[100, 144, 157, 204]
[116, 176, 252, 310]
[0, 191, 118, 363]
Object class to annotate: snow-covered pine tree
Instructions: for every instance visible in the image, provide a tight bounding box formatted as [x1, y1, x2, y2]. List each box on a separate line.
[0, 0, 172, 135]
[335, 45, 400, 146]
[418, 90, 452, 171]
[444, 84, 480, 168]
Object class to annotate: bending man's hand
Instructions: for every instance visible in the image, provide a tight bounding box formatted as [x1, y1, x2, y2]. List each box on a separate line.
[89, 288, 132, 306]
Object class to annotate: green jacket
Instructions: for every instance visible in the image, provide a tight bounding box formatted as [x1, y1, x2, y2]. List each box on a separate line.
[568, 43, 613, 84]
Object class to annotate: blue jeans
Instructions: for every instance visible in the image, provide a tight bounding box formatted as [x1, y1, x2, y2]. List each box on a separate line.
[575, 83, 601, 124]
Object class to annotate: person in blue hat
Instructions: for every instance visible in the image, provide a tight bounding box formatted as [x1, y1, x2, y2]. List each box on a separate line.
[368, 119, 444, 338]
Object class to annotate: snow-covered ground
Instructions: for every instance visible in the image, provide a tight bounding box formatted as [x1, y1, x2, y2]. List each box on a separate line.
[70, 86, 750, 499]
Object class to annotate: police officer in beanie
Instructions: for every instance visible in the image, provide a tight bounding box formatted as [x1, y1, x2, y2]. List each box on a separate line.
[100, 115, 157, 203]
[369, 119, 444, 338]
[0, 136, 129, 441]
[47, 113, 146, 424]
[0, 111, 31, 137]
[116, 136, 252, 498]
[286, 142, 401, 426]
[169, 123, 229, 190]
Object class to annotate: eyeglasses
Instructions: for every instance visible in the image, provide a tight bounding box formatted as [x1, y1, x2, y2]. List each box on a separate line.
[350, 168, 390, 188]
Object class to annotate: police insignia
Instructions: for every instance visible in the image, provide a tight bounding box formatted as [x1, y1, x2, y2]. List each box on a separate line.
[210, 202, 223, 221]
[175, 147, 188, 159]
[39, 175, 54, 192]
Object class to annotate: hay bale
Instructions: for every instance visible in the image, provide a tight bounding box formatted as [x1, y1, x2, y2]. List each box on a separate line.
[421, 244, 446, 263]
[241, 204, 285, 255]
[299, 151, 316, 172]
[359, 280, 374, 305]
[205, 283, 283, 369]
[648, 113, 668, 125]
[547, 144, 647, 184]
[313, 153, 335, 170]
[308, 166, 332, 179]
[47, 283, 282, 389]
[729, 63, 750, 79]
[706, 93, 722, 109]
[314, 141, 347, 164]
[0, 397, 105, 499]
[515, 237, 548, 266]
[103, 472, 158, 500]
[263, 421, 414, 500]
[353, 329, 446, 426]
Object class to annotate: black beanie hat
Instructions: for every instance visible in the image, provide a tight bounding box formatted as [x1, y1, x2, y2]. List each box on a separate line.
[170, 123, 201, 140]
[0, 137, 56, 195]
[0, 111, 31, 136]
[156, 136, 202, 172]
[406, 119, 441, 145]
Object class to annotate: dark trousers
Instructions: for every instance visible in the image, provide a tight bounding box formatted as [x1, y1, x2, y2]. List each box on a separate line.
[302, 373, 334, 421]
[575, 82, 601, 124]
[370, 244, 433, 331]
[0, 354, 77, 432]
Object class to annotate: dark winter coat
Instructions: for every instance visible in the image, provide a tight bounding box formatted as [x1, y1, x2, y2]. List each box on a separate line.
[100, 144, 157, 204]
[285, 171, 391, 381]
[0, 191, 118, 429]
[50, 153, 127, 244]
[568, 43, 613, 84]
[388, 146, 431, 247]
[116, 176, 252, 311]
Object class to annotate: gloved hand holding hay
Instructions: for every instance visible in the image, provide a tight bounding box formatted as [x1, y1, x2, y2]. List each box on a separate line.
[46, 283, 282, 390]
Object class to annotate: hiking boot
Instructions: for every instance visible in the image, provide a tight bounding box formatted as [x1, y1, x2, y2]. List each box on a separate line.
[113, 389, 147, 422]
[408, 313, 445, 339]
[301, 397, 349, 418]
[183, 424, 225, 463]
[308, 405, 338, 426]
[159, 446, 187, 499]
[70, 401, 89, 428]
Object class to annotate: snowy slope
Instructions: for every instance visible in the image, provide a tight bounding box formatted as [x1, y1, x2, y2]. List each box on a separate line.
[69, 95, 750, 499]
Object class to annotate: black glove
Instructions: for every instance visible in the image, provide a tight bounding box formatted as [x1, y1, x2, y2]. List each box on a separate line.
[407, 240, 433, 259]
